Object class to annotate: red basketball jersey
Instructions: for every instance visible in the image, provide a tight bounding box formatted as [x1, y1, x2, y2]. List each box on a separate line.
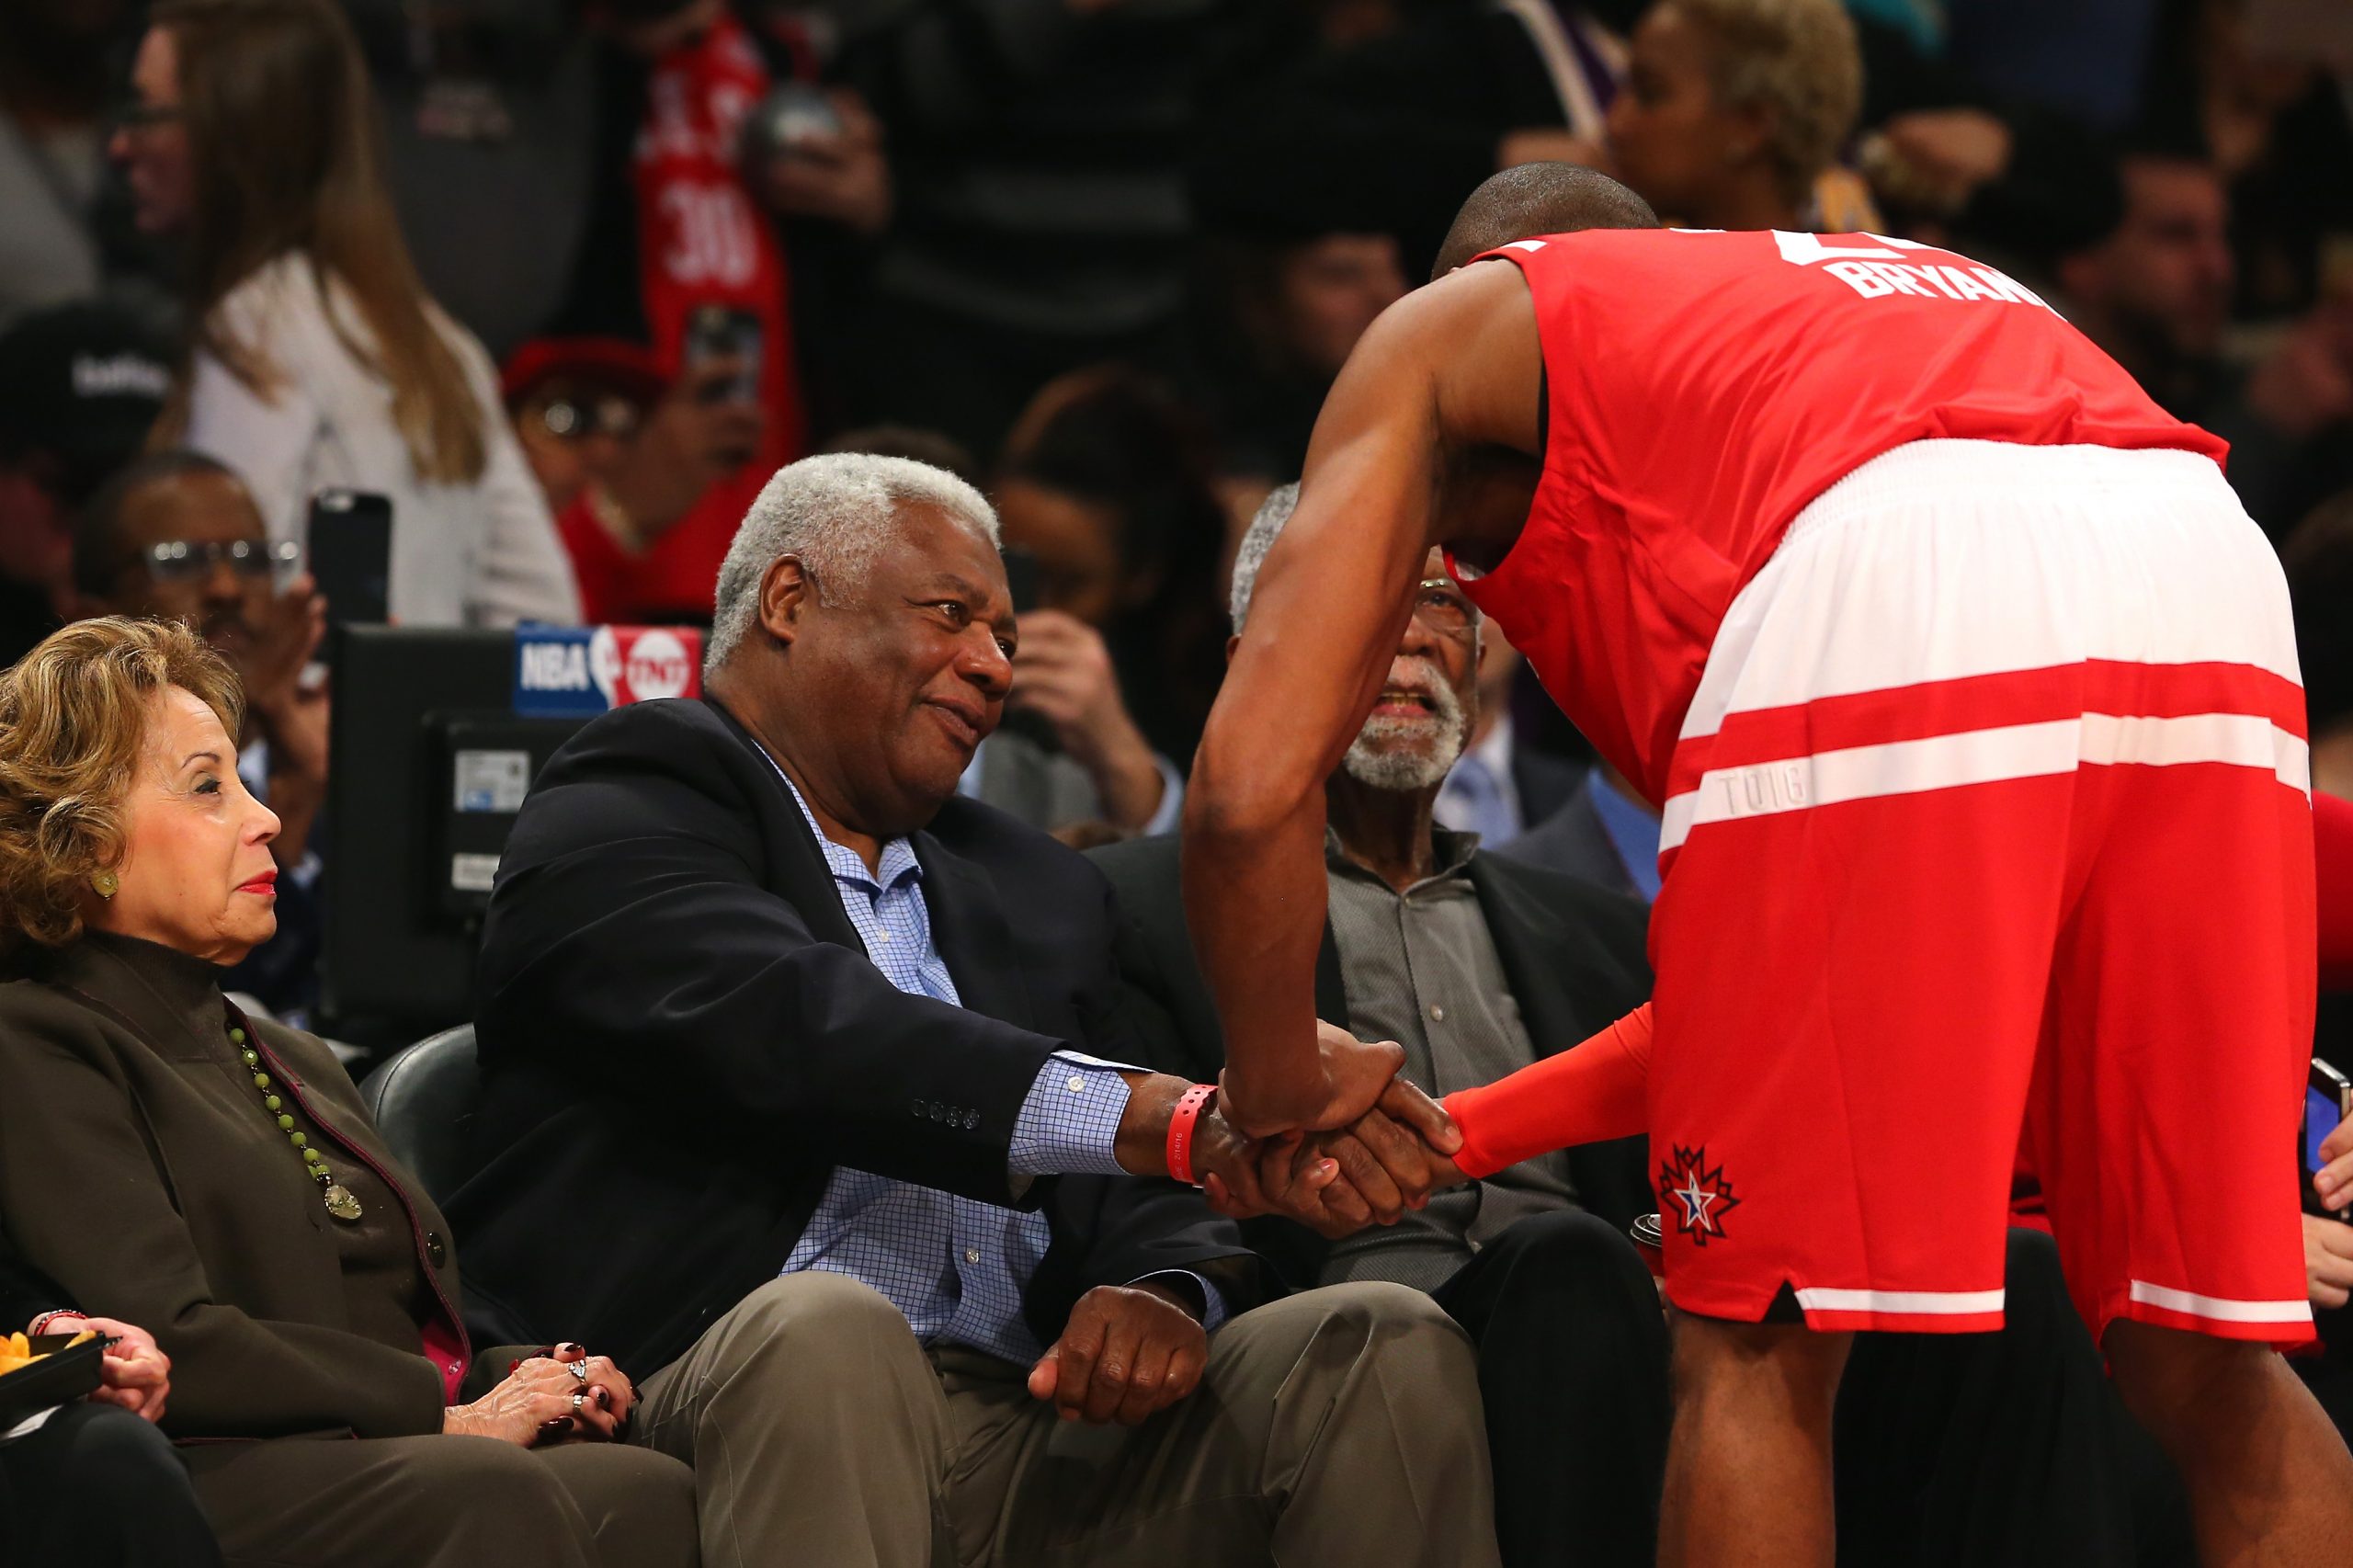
[1450, 229, 2225, 806]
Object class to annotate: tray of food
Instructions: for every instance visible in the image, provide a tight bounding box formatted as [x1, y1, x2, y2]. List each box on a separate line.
[0, 1331, 105, 1432]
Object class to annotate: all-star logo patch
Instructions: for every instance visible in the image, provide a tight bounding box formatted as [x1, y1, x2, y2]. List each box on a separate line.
[1658, 1145, 1741, 1245]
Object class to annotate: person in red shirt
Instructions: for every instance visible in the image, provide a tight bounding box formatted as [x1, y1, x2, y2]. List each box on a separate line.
[1181, 162, 2353, 1564]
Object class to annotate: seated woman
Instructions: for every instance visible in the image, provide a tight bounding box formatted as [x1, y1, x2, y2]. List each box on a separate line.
[0, 1231, 220, 1567]
[0, 619, 695, 1568]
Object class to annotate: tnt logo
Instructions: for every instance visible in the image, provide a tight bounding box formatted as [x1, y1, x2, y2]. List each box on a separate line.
[515, 626, 703, 716]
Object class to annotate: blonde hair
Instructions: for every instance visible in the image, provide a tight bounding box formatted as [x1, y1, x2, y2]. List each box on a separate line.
[1675, 0, 1863, 204]
[152, 0, 488, 483]
[0, 619, 244, 950]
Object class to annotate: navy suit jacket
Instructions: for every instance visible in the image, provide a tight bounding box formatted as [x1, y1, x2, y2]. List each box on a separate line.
[453, 697, 1263, 1376]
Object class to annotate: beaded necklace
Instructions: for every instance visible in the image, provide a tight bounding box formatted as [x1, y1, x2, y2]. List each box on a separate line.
[232, 1022, 363, 1222]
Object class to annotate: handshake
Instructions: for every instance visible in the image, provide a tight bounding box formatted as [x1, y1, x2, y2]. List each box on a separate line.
[1126, 1023, 1470, 1239]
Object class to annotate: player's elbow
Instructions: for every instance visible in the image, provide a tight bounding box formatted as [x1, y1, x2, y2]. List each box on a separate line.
[1182, 738, 1319, 849]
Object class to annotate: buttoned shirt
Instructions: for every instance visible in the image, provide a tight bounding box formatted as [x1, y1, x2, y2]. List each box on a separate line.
[1318, 826, 1579, 1290]
[769, 763, 1222, 1363]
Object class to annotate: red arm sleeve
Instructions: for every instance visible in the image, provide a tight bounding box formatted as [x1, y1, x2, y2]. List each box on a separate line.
[2317, 791, 2353, 991]
[1441, 1003, 1654, 1179]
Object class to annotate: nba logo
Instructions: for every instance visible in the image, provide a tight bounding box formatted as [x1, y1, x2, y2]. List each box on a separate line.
[515, 626, 704, 716]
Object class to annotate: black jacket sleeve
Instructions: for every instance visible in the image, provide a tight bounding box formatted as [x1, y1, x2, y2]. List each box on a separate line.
[475, 701, 1069, 1205]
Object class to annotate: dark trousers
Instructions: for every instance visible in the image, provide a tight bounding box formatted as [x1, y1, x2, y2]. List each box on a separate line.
[0, 1402, 222, 1568]
[1433, 1214, 2185, 1568]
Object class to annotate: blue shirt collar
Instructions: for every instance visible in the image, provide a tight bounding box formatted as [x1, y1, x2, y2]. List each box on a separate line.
[1587, 768, 1664, 903]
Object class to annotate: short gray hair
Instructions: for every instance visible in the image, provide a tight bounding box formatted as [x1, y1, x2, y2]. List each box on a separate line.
[1228, 482, 1298, 634]
[708, 452, 1001, 668]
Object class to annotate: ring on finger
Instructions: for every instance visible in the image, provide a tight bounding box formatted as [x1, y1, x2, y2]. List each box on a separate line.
[569, 1359, 590, 1382]
[571, 1391, 586, 1413]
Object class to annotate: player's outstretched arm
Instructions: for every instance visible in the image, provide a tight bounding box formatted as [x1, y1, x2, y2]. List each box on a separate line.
[1442, 1003, 1655, 1176]
[1183, 285, 1473, 1140]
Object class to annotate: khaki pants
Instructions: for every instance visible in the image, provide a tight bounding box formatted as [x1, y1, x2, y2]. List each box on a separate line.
[631, 1272, 1501, 1568]
[184, 1429, 699, 1568]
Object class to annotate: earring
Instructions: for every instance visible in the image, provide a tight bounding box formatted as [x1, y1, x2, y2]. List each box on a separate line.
[92, 869, 118, 900]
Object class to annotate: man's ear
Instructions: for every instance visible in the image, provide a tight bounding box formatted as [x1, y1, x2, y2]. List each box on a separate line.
[756, 555, 813, 648]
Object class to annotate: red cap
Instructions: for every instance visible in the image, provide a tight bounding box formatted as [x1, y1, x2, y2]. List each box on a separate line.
[500, 337, 668, 405]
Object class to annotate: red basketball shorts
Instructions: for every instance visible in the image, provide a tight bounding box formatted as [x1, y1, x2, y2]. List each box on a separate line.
[1649, 439, 2315, 1346]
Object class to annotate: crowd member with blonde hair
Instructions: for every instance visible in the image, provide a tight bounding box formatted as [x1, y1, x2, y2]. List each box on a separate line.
[0, 618, 692, 1567]
[1604, 0, 1878, 233]
[113, 0, 578, 627]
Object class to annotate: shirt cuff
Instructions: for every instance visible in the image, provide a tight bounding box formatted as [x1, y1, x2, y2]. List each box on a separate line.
[1007, 1051, 1134, 1177]
[1138, 753, 1185, 837]
[1130, 1269, 1230, 1334]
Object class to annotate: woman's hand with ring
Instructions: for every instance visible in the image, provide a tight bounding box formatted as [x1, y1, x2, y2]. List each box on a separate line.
[442, 1349, 626, 1446]
[550, 1342, 638, 1429]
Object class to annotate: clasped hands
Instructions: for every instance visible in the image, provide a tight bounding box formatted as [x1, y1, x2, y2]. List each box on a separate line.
[1193, 1022, 1468, 1240]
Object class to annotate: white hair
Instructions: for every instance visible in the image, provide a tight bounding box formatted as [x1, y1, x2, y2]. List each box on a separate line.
[708, 453, 1001, 669]
[1228, 482, 1298, 634]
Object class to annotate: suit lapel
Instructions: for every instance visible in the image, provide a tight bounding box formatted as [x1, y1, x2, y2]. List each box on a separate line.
[1467, 855, 1614, 1057]
[704, 697, 865, 952]
[916, 834, 1036, 1031]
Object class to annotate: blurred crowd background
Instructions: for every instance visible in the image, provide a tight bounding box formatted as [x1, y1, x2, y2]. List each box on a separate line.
[1, 0, 2349, 1022]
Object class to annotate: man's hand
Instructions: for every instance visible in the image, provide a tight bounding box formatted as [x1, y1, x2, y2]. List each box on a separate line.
[1222, 1021, 1466, 1152]
[234, 572, 324, 722]
[1201, 1088, 1471, 1238]
[1027, 1283, 1206, 1425]
[74, 1316, 171, 1423]
[1008, 610, 1165, 829]
[758, 89, 892, 235]
[2306, 1213, 2353, 1310]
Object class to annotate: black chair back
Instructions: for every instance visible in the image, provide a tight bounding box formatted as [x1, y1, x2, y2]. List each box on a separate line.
[358, 1024, 482, 1203]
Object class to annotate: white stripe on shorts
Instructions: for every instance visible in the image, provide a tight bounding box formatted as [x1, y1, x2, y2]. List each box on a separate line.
[1792, 1287, 2007, 1316]
[1659, 712, 2310, 853]
[1678, 441, 2299, 750]
[2128, 1280, 2313, 1325]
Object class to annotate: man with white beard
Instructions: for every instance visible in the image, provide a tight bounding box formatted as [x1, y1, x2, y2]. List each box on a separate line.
[1091, 483, 1668, 1567]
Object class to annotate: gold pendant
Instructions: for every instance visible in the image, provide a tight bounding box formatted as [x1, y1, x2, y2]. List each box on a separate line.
[323, 1184, 364, 1222]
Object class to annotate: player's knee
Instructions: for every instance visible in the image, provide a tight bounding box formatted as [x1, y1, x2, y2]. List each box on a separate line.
[2104, 1318, 2282, 1435]
[1670, 1312, 1852, 1411]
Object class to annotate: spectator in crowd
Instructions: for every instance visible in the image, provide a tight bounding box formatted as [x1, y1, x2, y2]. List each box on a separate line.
[504, 335, 761, 625]
[1188, 128, 1413, 483]
[1101, 486, 2188, 1567]
[0, 300, 170, 665]
[1501, 756, 1660, 898]
[340, 0, 599, 359]
[2054, 142, 2353, 531]
[0, 617, 698, 1568]
[535, 0, 892, 624]
[0, 0, 142, 328]
[70, 451, 326, 1017]
[119, 0, 581, 628]
[454, 452, 1495, 1567]
[1433, 624, 1585, 850]
[1604, 0, 1878, 232]
[501, 338, 667, 519]
[995, 368, 1229, 767]
[0, 1229, 219, 1568]
[836, 0, 1236, 457]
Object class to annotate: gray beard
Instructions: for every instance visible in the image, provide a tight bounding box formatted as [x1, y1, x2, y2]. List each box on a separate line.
[1341, 681, 1468, 793]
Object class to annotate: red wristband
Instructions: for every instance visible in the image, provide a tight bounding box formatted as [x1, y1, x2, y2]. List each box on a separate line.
[28, 1310, 88, 1337]
[1165, 1084, 1218, 1187]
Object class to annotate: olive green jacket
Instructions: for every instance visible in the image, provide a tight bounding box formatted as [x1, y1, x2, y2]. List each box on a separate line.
[0, 932, 487, 1441]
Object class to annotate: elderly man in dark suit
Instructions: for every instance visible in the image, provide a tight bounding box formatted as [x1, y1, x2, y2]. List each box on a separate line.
[1094, 485, 2184, 1568]
[454, 454, 1497, 1568]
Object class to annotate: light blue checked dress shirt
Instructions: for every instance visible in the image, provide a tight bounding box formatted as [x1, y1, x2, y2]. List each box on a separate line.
[768, 766, 1224, 1364]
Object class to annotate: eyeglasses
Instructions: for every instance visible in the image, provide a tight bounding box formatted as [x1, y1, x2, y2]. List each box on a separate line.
[140, 539, 300, 583]
[532, 394, 642, 442]
[1413, 578, 1480, 635]
[111, 101, 185, 135]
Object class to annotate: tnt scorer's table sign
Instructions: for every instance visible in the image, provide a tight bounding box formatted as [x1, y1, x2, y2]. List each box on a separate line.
[513, 625, 702, 718]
